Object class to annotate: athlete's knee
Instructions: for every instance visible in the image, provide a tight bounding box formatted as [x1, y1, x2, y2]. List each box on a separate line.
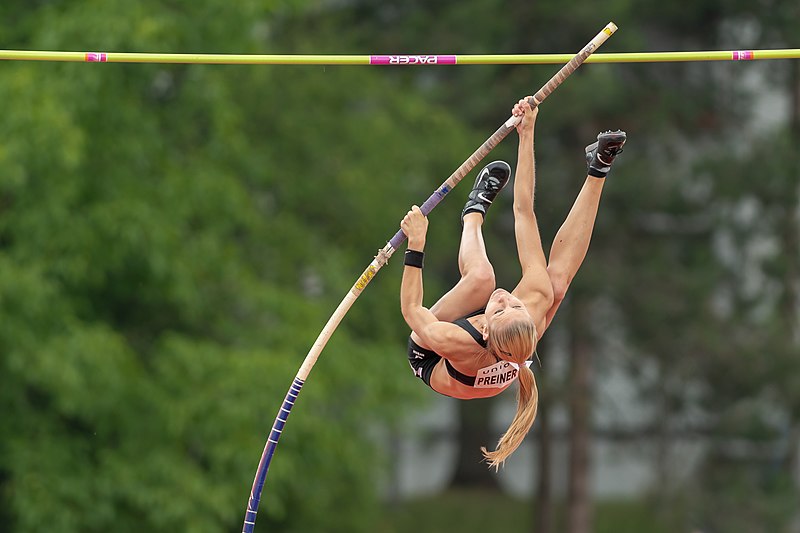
[464, 264, 496, 293]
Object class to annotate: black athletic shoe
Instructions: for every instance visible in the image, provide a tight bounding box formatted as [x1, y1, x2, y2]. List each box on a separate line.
[461, 161, 511, 224]
[585, 130, 627, 178]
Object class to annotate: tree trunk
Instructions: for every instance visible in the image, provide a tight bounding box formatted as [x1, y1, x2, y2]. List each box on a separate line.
[533, 333, 554, 533]
[534, 395, 554, 533]
[450, 397, 500, 488]
[387, 424, 402, 508]
[567, 297, 593, 533]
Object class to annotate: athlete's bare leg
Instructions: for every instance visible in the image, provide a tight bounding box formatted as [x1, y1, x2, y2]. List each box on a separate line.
[429, 212, 495, 321]
[544, 175, 605, 326]
[428, 161, 512, 321]
[543, 130, 626, 328]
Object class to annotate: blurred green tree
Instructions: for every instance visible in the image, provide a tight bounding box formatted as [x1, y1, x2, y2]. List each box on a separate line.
[0, 0, 478, 531]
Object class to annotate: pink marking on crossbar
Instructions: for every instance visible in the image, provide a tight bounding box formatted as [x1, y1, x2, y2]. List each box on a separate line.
[85, 53, 107, 62]
[732, 50, 754, 60]
[370, 55, 456, 65]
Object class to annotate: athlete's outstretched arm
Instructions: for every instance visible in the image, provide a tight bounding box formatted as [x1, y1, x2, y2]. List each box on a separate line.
[399, 206, 460, 351]
[509, 99, 554, 328]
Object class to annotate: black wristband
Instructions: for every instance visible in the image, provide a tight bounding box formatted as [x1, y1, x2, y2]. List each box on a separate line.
[404, 249, 424, 269]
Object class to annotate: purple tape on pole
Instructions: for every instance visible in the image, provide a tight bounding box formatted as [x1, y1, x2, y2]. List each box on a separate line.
[85, 52, 107, 62]
[732, 50, 754, 60]
[369, 55, 457, 65]
[387, 183, 452, 249]
[242, 377, 305, 533]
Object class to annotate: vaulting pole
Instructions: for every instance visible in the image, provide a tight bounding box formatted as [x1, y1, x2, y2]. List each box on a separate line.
[241, 21, 618, 533]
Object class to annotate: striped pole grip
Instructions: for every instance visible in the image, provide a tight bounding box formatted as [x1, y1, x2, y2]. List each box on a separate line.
[527, 22, 617, 108]
[389, 22, 618, 250]
[386, 120, 516, 249]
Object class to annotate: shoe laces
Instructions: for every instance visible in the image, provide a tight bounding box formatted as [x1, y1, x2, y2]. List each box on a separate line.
[486, 178, 501, 191]
[485, 171, 507, 191]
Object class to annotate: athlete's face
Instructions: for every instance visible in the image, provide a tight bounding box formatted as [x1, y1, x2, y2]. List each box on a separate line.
[484, 288, 528, 330]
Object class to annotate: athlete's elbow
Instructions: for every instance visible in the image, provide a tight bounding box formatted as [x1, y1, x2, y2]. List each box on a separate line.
[400, 302, 419, 327]
[400, 303, 412, 324]
[513, 202, 535, 218]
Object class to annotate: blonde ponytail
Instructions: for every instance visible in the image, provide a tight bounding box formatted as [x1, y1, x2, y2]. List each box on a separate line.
[482, 318, 539, 469]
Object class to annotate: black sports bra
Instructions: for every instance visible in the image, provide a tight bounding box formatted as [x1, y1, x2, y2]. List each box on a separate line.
[446, 309, 499, 386]
[452, 310, 488, 348]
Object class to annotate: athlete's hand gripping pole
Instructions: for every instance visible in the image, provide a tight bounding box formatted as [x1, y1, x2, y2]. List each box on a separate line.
[242, 21, 617, 533]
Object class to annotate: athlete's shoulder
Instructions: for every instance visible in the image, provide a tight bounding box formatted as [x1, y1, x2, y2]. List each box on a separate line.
[419, 321, 482, 357]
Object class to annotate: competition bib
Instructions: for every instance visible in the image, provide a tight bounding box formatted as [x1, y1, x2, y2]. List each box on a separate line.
[473, 360, 533, 389]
